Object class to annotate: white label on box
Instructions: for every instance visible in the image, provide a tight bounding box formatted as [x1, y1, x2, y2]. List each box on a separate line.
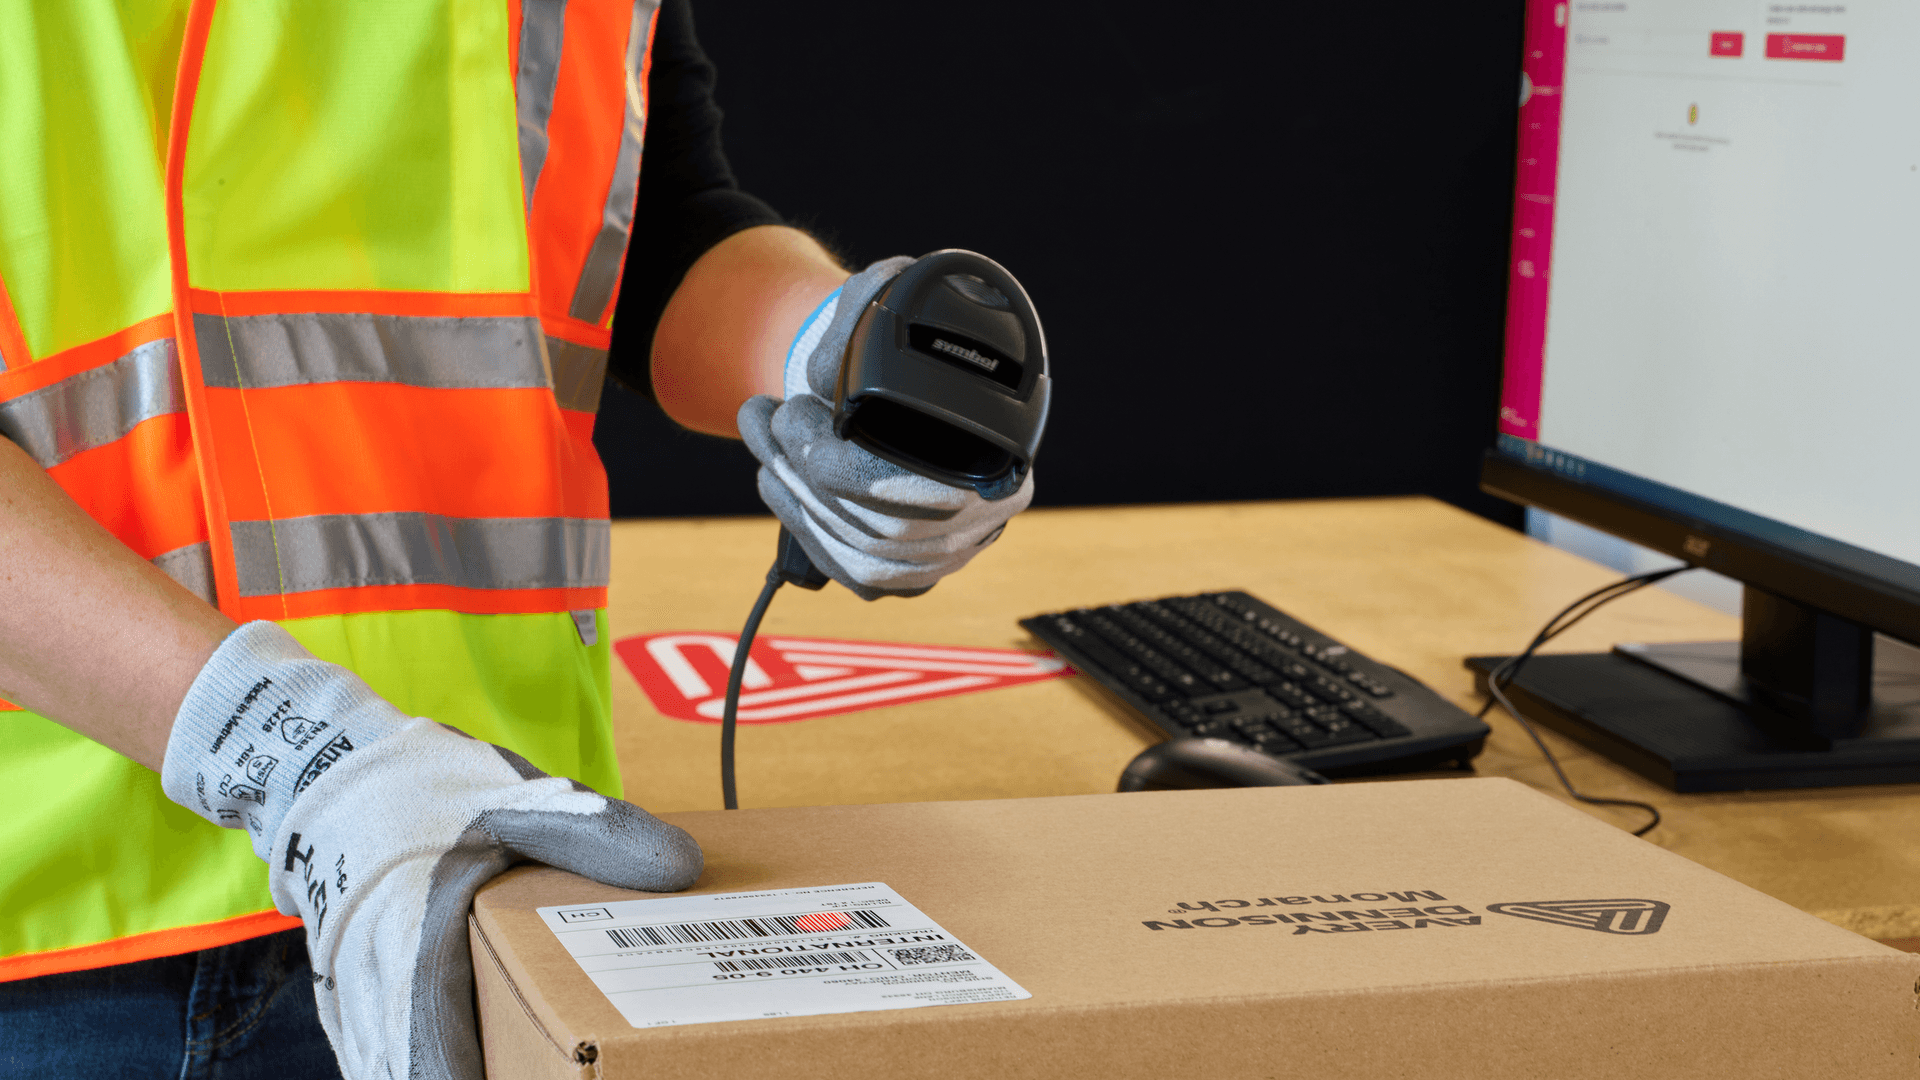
[538, 882, 1031, 1027]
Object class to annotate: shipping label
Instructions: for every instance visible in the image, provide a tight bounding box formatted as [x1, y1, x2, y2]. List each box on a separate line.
[538, 882, 1031, 1028]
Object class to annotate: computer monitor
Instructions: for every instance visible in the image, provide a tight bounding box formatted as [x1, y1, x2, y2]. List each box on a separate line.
[1473, 0, 1920, 791]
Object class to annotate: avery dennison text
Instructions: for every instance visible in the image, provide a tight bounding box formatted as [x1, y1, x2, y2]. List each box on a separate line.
[1143, 904, 1479, 932]
[1168, 890, 1447, 913]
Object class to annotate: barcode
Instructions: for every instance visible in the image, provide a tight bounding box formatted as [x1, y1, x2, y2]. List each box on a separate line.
[714, 950, 871, 972]
[887, 944, 975, 966]
[604, 908, 891, 948]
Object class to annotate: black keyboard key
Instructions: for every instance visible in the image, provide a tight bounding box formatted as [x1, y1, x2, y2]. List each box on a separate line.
[1342, 701, 1412, 738]
[1106, 607, 1247, 692]
[1189, 597, 1399, 702]
[1306, 676, 1359, 705]
[1072, 612, 1210, 696]
[1233, 714, 1300, 749]
[1266, 681, 1316, 710]
[1249, 728, 1301, 752]
[1318, 725, 1378, 748]
[1304, 706, 1377, 747]
[1049, 619, 1178, 701]
[1274, 716, 1339, 748]
[1112, 606, 1247, 687]
[1135, 602, 1282, 685]
[1177, 616, 1299, 675]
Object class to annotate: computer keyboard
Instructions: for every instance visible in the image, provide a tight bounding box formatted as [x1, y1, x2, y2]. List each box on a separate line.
[1021, 590, 1491, 777]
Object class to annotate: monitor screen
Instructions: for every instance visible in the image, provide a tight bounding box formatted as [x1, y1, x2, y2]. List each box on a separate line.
[1495, 0, 1920, 582]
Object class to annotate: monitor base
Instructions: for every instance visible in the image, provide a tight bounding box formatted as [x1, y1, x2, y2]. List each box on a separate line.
[1464, 636, 1920, 792]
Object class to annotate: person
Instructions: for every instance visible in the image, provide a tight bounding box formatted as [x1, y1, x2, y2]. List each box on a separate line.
[0, 2, 1033, 1077]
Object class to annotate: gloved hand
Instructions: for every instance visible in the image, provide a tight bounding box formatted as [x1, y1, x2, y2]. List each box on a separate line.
[739, 257, 1035, 600]
[160, 622, 702, 1080]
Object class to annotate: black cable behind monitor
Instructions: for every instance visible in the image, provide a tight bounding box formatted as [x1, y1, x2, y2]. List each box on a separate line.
[1478, 566, 1691, 837]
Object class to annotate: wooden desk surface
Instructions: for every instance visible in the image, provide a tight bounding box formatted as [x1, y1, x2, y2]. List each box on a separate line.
[607, 497, 1920, 940]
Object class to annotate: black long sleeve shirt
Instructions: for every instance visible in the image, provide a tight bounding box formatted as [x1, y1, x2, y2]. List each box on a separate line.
[607, 0, 786, 398]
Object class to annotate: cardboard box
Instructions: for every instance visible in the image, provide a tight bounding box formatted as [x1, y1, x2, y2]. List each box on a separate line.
[470, 778, 1919, 1079]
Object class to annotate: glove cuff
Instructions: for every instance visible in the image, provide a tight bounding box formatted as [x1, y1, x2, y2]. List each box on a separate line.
[783, 287, 842, 402]
[160, 621, 411, 861]
[794, 255, 916, 400]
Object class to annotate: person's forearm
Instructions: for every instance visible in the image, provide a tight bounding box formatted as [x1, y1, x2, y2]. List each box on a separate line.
[0, 437, 235, 770]
[649, 224, 849, 437]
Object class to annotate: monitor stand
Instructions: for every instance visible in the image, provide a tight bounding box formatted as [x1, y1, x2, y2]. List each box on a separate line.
[1465, 589, 1920, 792]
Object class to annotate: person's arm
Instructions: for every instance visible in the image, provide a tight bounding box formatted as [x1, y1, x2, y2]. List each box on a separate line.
[602, 0, 848, 438]
[0, 435, 234, 769]
[2, 402, 700, 1080]
[649, 224, 847, 436]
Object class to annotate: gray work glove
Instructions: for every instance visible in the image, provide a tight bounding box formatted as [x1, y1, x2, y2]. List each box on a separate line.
[739, 257, 1035, 600]
[161, 622, 702, 1080]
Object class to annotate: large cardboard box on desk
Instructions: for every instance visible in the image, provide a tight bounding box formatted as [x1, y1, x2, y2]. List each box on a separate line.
[469, 778, 1918, 1079]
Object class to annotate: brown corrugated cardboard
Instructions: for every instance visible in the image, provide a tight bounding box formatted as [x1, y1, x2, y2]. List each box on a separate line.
[470, 778, 1919, 1079]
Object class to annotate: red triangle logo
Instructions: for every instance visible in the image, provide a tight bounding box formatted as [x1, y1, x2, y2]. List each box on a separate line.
[614, 632, 1075, 725]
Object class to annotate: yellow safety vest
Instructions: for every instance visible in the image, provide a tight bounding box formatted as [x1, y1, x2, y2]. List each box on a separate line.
[0, 0, 658, 980]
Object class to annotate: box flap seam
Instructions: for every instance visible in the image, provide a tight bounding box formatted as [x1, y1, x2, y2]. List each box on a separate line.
[470, 912, 587, 1068]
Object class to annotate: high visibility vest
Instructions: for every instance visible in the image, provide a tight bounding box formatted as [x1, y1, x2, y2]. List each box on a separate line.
[0, 0, 659, 981]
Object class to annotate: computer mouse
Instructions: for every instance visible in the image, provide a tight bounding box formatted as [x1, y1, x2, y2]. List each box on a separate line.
[1118, 738, 1331, 792]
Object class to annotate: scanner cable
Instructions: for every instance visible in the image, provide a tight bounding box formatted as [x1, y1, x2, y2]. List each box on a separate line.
[1478, 566, 1691, 837]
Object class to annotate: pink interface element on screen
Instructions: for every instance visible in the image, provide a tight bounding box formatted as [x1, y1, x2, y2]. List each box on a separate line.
[1710, 31, 1745, 57]
[1499, 0, 1568, 440]
[614, 632, 1073, 725]
[1766, 33, 1845, 61]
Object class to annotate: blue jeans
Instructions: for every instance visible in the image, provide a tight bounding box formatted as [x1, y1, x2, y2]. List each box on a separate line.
[0, 928, 342, 1079]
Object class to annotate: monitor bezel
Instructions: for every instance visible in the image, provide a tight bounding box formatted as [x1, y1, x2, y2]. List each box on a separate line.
[1481, 448, 1920, 649]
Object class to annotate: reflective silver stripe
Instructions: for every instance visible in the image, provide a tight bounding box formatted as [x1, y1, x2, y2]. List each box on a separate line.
[0, 338, 181, 469]
[231, 513, 610, 597]
[516, 0, 570, 212]
[193, 313, 548, 391]
[547, 336, 608, 413]
[153, 542, 216, 605]
[568, 0, 660, 322]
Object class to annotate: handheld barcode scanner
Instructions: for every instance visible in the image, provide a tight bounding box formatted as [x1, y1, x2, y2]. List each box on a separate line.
[723, 250, 1052, 807]
[835, 249, 1050, 501]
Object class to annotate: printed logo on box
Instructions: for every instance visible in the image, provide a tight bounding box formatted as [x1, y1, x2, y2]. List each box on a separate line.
[1137, 892, 1671, 937]
[1487, 898, 1669, 935]
[1141, 890, 1482, 934]
[615, 633, 1073, 725]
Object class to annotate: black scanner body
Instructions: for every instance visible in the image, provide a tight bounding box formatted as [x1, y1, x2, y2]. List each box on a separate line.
[835, 250, 1050, 500]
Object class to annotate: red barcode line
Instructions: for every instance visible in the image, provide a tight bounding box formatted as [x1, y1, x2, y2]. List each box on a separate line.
[605, 908, 890, 948]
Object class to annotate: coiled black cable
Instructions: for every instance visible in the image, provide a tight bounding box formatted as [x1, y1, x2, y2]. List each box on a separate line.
[1477, 565, 1692, 837]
